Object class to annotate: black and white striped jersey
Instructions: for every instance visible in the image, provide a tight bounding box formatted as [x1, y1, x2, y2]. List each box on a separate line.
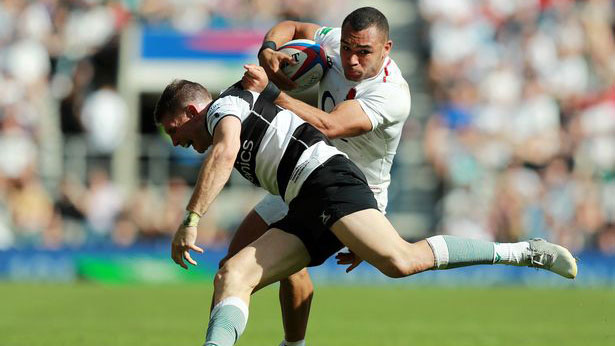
[206, 82, 345, 204]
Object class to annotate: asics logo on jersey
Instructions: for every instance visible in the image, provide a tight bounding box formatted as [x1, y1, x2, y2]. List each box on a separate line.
[237, 140, 256, 183]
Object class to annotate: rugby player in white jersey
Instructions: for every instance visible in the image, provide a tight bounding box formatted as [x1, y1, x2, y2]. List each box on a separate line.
[154, 76, 576, 346]
[220, 7, 410, 346]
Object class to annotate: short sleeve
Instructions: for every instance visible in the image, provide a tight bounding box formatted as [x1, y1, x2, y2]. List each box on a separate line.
[313, 27, 341, 54]
[356, 82, 411, 131]
[206, 95, 252, 136]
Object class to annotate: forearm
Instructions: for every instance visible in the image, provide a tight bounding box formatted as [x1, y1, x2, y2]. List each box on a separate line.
[276, 92, 335, 136]
[187, 145, 236, 216]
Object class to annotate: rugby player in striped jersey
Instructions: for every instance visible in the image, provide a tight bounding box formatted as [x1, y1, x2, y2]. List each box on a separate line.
[222, 8, 409, 346]
[154, 74, 576, 346]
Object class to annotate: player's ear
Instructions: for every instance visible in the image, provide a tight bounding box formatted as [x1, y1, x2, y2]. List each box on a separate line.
[383, 40, 392, 57]
[186, 104, 199, 118]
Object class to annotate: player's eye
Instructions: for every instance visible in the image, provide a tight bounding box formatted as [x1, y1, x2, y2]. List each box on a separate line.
[360, 50, 371, 55]
[342, 45, 350, 51]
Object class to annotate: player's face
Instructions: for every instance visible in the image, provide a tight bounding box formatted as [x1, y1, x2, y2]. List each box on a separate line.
[340, 25, 392, 81]
[160, 105, 209, 153]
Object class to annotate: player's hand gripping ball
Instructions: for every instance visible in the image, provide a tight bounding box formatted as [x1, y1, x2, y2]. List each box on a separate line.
[278, 39, 330, 92]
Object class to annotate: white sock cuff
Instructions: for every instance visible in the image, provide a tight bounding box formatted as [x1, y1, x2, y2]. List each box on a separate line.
[282, 340, 306, 346]
[211, 296, 249, 321]
[426, 235, 449, 269]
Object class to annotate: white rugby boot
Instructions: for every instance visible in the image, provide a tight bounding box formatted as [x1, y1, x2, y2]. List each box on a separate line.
[527, 238, 577, 279]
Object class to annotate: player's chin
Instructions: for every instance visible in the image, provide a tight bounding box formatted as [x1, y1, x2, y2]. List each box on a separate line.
[344, 70, 363, 81]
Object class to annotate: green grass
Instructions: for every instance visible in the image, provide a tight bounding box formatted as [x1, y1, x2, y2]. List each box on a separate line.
[1, 283, 614, 346]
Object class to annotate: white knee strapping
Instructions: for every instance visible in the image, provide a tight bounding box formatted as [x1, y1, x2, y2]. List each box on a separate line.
[211, 296, 249, 322]
[426, 235, 449, 269]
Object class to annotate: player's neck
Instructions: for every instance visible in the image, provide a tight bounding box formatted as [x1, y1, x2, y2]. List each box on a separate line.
[364, 56, 390, 81]
[200, 100, 213, 117]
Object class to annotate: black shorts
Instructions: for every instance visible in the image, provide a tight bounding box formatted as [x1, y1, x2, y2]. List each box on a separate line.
[271, 155, 378, 266]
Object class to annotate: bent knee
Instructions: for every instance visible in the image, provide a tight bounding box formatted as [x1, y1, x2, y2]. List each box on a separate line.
[219, 246, 243, 269]
[215, 257, 259, 291]
[282, 268, 313, 291]
[287, 268, 312, 284]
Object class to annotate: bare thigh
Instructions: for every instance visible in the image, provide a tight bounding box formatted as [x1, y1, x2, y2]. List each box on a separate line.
[225, 209, 269, 261]
[216, 228, 312, 303]
[330, 208, 433, 276]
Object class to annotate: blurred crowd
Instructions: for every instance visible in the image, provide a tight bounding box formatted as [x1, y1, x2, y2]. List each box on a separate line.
[419, 0, 615, 253]
[0, 0, 341, 250]
[1, 0, 614, 255]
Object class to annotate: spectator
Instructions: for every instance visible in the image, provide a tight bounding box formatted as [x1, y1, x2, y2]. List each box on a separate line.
[80, 86, 128, 155]
[420, 0, 615, 253]
[83, 168, 123, 244]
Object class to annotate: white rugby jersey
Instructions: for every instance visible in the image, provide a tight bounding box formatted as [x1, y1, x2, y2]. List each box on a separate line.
[314, 27, 411, 212]
[206, 82, 344, 203]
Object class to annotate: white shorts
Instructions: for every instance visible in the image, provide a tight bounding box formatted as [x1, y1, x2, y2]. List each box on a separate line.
[253, 193, 289, 226]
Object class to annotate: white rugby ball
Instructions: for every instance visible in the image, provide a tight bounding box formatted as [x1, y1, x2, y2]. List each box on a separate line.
[278, 39, 329, 92]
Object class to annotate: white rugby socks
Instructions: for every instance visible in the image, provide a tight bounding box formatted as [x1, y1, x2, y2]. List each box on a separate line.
[204, 297, 249, 346]
[427, 235, 532, 269]
[493, 241, 530, 265]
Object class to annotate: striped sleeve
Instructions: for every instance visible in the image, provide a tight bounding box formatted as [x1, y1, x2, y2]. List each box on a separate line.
[206, 95, 251, 136]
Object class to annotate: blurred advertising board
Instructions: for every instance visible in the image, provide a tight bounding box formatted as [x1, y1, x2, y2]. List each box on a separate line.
[1, 248, 613, 287]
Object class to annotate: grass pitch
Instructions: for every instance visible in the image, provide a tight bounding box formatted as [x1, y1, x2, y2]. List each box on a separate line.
[1, 283, 613, 346]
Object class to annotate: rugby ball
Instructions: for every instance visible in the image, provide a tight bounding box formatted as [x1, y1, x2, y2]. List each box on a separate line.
[278, 39, 329, 92]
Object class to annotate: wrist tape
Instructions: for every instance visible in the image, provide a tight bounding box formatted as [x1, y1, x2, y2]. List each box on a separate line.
[258, 40, 277, 57]
[261, 81, 281, 102]
[183, 211, 201, 227]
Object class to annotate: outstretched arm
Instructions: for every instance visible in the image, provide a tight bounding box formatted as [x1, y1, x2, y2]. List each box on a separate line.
[171, 116, 241, 269]
[187, 116, 241, 215]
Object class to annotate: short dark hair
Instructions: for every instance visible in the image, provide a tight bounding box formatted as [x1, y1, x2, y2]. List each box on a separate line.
[341, 7, 389, 40]
[153, 79, 211, 124]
